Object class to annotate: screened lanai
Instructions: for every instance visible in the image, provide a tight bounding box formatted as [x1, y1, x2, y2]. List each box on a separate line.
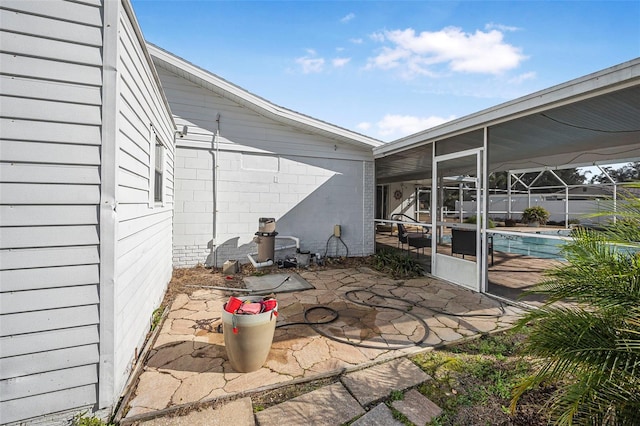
[373, 58, 640, 296]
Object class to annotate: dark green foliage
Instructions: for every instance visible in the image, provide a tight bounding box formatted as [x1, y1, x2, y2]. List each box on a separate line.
[590, 162, 640, 184]
[464, 215, 496, 228]
[512, 183, 640, 425]
[412, 330, 542, 425]
[505, 218, 517, 227]
[72, 412, 113, 426]
[150, 307, 163, 331]
[490, 169, 586, 191]
[373, 249, 424, 278]
[521, 206, 550, 225]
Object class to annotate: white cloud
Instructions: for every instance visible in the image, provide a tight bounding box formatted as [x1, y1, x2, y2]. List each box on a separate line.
[485, 22, 520, 32]
[350, 38, 364, 44]
[295, 49, 326, 73]
[376, 114, 456, 139]
[367, 26, 527, 78]
[296, 54, 325, 73]
[332, 57, 351, 68]
[369, 32, 385, 43]
[508, 71, 536, 84]
[341, 13, 355, 23]
[357, 122, 372, 131]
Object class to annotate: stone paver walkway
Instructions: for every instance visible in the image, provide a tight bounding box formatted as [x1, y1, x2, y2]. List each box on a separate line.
[352, 403, 403, 426]
[341, 358, 430, 406]
[133, 397, 254, 426]
[123, 267, 524, 423]
[254, 382, 364, 426]
[392, 389, 443, 425]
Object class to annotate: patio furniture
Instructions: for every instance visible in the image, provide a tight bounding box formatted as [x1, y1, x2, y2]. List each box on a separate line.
[397, 223, 431, 257]
[451, 228, 494, 265]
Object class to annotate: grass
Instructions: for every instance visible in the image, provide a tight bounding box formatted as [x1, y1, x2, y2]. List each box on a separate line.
[411, 329, 551, 426]
[150, 307, 163, 331]
[72, 412, 113, 426]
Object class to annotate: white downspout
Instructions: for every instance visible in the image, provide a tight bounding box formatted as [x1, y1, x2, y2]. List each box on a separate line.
[212, 113, 220, 266]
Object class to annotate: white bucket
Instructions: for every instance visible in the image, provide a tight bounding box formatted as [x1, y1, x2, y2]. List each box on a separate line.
[221, 296, 277, 373]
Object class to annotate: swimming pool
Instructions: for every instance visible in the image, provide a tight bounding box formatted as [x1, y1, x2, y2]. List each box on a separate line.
[491, 231, 569, 260]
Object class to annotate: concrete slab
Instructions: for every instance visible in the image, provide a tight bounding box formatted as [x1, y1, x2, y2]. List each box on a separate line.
[341, 358, 431, 406]
[392, 389, 443, 425]
[135, 397, 254, 426]
[351, 403, 403, 426]
[243, 273, 314, 294]
[254, 382, 364, 426]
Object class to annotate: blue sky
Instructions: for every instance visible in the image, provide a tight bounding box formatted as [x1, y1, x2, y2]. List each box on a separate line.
[131, 1, 640, 142]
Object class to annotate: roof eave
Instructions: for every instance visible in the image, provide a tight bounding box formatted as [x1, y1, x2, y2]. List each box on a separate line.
[147, 43, 384, 150]
[374, 58, 640, 158]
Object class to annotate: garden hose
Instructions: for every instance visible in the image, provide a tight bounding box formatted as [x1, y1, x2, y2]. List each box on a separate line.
[275, 288, 507, 350]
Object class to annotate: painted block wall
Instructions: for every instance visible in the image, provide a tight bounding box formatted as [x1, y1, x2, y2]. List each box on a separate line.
[173, 145, 376, 267]
[153, 66, 377, 268]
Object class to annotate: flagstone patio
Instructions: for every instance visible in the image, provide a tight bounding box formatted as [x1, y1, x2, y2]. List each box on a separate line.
[123, 267, 525, 421]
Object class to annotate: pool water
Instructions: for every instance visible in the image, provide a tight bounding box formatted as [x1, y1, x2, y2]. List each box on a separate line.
[491, 232, 567, 260]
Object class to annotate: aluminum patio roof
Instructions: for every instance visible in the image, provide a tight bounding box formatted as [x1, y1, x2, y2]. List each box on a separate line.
[374, 58, 640, 184]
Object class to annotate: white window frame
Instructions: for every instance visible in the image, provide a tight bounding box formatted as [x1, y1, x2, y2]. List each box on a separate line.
[149, 125, 166, 207]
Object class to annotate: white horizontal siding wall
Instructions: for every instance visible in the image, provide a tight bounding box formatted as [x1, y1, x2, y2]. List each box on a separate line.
[111, 1, 175, 403]
[0, 1, 103, 424]
[155, 68, 375, 268]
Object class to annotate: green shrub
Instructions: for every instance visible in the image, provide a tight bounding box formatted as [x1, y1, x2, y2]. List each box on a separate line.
[521, 206, 550, 225]
[512, 185, 640, 424]
[504, 218, 517, 227]
[373, 249, 423, 278]
[463, 215, 496, 228]
[72, 412, 113, 426]
[150, 308, 163, 331]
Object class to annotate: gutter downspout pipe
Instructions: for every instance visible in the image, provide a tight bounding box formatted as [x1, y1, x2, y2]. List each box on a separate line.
[211, 113, 220, 267]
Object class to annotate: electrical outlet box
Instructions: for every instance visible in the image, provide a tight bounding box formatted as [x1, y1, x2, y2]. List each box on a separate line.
[333, 225, 341, 237]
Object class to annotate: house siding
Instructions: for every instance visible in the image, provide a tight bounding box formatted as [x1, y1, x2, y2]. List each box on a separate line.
[0, 0, 174, 423]
[0, 1, 104, 423]
[155, 67, 376, 268]
[111, 1, 175, 404]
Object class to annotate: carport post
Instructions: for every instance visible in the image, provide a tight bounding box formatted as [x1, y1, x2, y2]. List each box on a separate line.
[597, 165, 618, 223]
[547, 169, 569, 227]
[507, 172, 512, 219]
[481, 127, 489, 293]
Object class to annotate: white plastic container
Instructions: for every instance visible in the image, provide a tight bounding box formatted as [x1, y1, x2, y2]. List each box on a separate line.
[221, 296, 278, 373]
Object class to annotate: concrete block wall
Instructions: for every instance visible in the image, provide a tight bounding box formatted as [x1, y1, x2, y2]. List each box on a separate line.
[362, 160, 376, 256]
[173, 147, 213, 268]
[173, 145, 376, 268]
[172, 244, 210, 267]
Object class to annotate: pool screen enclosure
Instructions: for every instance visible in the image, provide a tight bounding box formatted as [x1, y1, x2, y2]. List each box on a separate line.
[374, 58, 640, 293]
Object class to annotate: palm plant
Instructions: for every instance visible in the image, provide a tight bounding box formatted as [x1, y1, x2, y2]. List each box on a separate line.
[511, 184, 640, 425]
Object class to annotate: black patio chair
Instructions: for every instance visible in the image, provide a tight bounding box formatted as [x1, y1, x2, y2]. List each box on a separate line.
[451, 228, 494, 265]
[397, 223, 431, 257]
